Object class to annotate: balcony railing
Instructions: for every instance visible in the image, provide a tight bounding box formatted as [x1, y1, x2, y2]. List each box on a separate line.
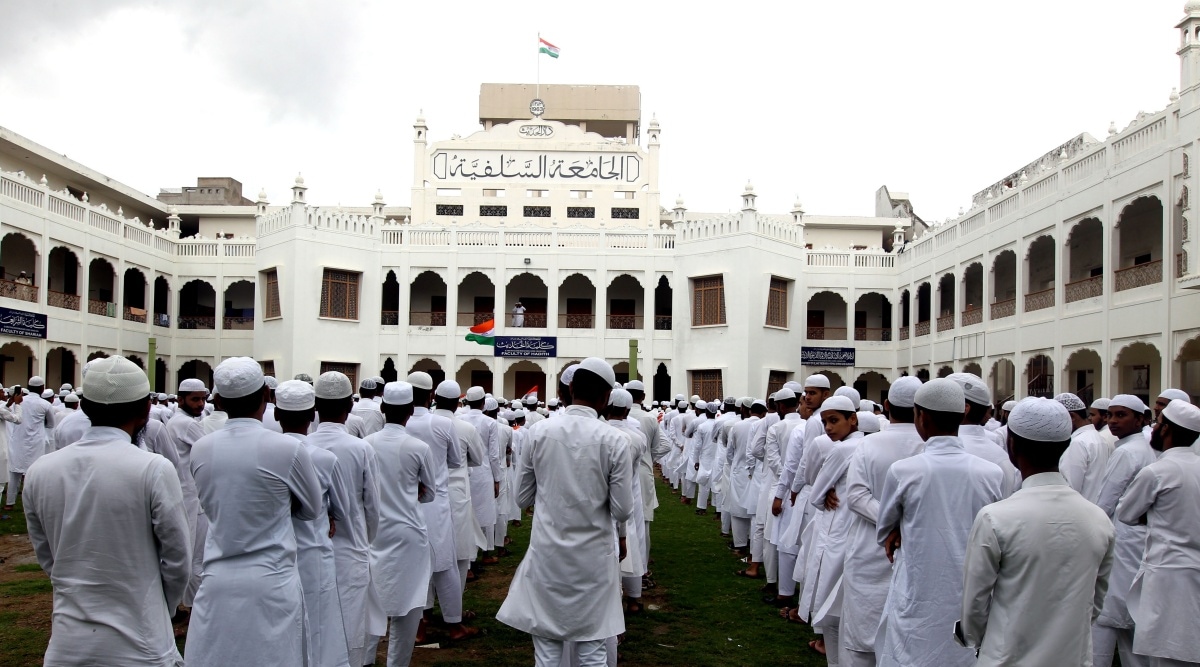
[654, 315, 672, 330]
[381, 310, 399, 325]
[915, 320, 930, 337]
[962, 308, 982, 326]
[123, 306, 147, 323]
[88, 299, 116, 317]
[1065, 275, 1102, 303]
[409, 311, 447, 326]
[608, 314, 642, 330]
[47, 290, 80, 310]
[807, 326, 847, 340]
[1115, 259, 1162, 292]
[510, 313, 547, 328]
[855, 327, 892, 341]
[154, 313, 170, 327]
[0, 279, 38, 303]
[178, 315, 215, 329]
[899, 327, 910, 341]
[457, 312, 494, 327]
[560, 313, 595, 329]
[937, 313, 955, 332]
[991, 298, 1015, 320]
[1179, 253, 1187, 278]
[223, 316, 254, 330]
[1025, 288, 1055, 312]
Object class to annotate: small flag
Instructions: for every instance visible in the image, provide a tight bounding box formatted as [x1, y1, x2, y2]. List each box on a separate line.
[466, 319, 495, 346]
[538, 37, 560, 59]
[522, 387, 540, 402]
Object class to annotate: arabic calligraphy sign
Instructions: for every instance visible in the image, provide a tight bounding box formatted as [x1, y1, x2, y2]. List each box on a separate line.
[432, 151, 641, 183]
[0, 306, 47, 339]
[494, 336, 558, 358]
[518, 124, 554, 138]
[801, 346, 855, 367]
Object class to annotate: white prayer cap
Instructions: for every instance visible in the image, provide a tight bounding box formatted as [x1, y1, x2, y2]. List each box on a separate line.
[860, 399, 875, 412]
[768, 392, 777, 401]
[858, 412, 881, 434]
[674, 393, 685, 401]
[707, 401, 720, 413]
[27, 375, 44, 387]
[560, 364, 580, 385]
[41, 389, 53, 399]
[484, 397, 498, 411]
[693, 399, 706, 408]
[1163, 399, 1200, 432]
[1109, 394, 1148, 414]
[774, 387, 797, 401]
[548, 397, 560, 407]
[168, 394, 177, 400]
[352, 394, 360, 400]
[803, 374, 831, 389]
[513, 408, 527, 418]
[383, 381, 414, 406]
[752, 399, 767, 409]
[81, 359, 101, 381]
[1008, 397, 1073, 442]
[820, 396, 856, 414]
[465, 386, 486, 402]
[276, 380, 316, 411]
[576, 357, 616, 387]
[690, 395, 701, 403]
[947, 373, 990, 406]
[294, 373, 314, 383]
[264, 376, 278, 390]
[501, 409, 516, 421]
[359, 378, 378, 391]
[677, 400, 688, 408]
[372, 376, 385, 385]
[1159, 388, 1190, 403]
[1091, 398, 1111, 411]
[608, 388, 633, 409]
[783, 380, 803, 392]
[63, 393, 79, 404]
[740, 396, 755, 408]
[1002, 400, 1017, 412]
[887, 377, 922, 408]
[407, 372, 433, 390]
[914, 378, 966, 414]
[157, 393, 168, 401]
[834, 386, 861, 405]
[1053, 393, 1087, 412]
[435, 380, 462, 399]
[179, 378, 207, 393]
[523, 394, 538, 405]
[625, 380, 645, 392]
[313, 371, 352, 400]
[214, 357, 265, 399]
[723, 396, 737, 405]
[81, 356, 150, 405]
[59, 383, 73, 392]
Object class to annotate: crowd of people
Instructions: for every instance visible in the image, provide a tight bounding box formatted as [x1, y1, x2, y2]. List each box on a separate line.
[2, 355, 1199, 667]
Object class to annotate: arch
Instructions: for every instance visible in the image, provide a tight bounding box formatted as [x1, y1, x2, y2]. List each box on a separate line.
[0, 341, 36, 387]
[653, 362, 671, 403]
[990, 358, 1016, 402]
[612, 361, 643, 385]
[88, 257, 117, 316]
[962, 361, 983, 377]
[806, 291, 848, 340]
[853, 292, 892, 341]
[937, 272, 955, 316]
[455, 357, 493, 394]
[1065, 218, 1104, 301]
[1114, 341, 1162, 403]
[961, 263, 984, 325]
[853, 371, 891, 406]
[154, 358, 168, 394]
[1025, 236, 1056, 311]
[1062, 348, 1102, 405]
[505, 273, 548, 328]
[0, 232, 39, 303]
[178, 359, 214, 389]
[559, 273, 596, 329]
[46, 346, 77, 388]
[123, 267, 147, 322]
[937, 365, 954, 379]
[380, 357, 398, 383]
[457, 271, 495, 327]
[126, 354, 145, 370]
[1026, 354, 1054, 398]
[654, 275, 673, 331]
[606, 273, 643, 330]
[409, 270, 448, 326]
[47, 246, 80, 310]
[991, 250, 1018, 319]
[381, 270, 400, 325]
[1114, 196, 1164, 291]
[504, 359, 546, 402]
[916, 368, 931, 383]
[898, 289, 911, 338]
[915, 282, 932, 335]
[221, 280, 255, 330]
[87, 350, 110, 362]
[408, 358, 446, 387]
[153, 276, 171, 326]
[815, 370, 845, 390]
[179, 279, 216, 329]
[1178, 335, 1200, 402]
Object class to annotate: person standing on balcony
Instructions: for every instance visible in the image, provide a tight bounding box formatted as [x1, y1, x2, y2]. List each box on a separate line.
[15, 271, 31, 285]
[512, 301, 525, 327]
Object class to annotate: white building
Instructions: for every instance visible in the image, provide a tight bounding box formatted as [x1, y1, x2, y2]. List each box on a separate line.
[4, 7, 1200, 406]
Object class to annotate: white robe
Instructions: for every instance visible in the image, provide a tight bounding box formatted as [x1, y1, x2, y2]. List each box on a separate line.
[8, 393, 54, 473]
[631, 407, 670, 520]
[1059, 424, 1112, 503]
[165, 410, 208, 606]
[350, 399, 385, 437]
[404, 407, 462, 573]
[460, 409, 502, 548]
[1093, 433, 1157, 630]
[689, 414, 718, 485]
[875, 435, 1004, 667]
[51, 407, 89, 451]
[610, 418, 648, 578]
[802, 432, 864, 625]
[496, 405, 635, 642]
[960, 424, 1022, 497]
[725, 416, 758, 519]
[24, 426, 192, 667]
[185, 418, 323, 667]
[0, 403, 20, 475]
[435, 408, 488, 561]
[496, 423, 516, 520]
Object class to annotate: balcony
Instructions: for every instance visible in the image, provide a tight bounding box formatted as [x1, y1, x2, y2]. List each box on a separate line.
[899, 327, 910, 341]
[559, 313, 595, 329]
[1115, 260, 1162, 292]
[223, 316, 254, 330]
[1065, 275, 1102, 303]
[381, 311, 399, 325]
[915, 321, 930, 337]
[962, 308, 982, 326]
[807, 326, 847, 340]
[855, 327, 892, 341]
[457, 312, 494, 327]
[991, 299, 1015, 320]
[1024, 288, 1055, 313]
[510, 313, 547, 328]
[154, 313, 170, 327]
[0, 280, 38, 304]
[409, 311, 447, 326]
[654, 315, 672, 330]
[48, 290, 80, 310]
[123, 306, 147, 323]
[178, 315, 215, 330]
[607, 314, 642, 330]
[936, 313, 955, 332]
[88, 299, 116, 317]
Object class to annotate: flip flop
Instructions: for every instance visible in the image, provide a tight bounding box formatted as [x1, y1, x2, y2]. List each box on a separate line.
[734, 568, 762, 579]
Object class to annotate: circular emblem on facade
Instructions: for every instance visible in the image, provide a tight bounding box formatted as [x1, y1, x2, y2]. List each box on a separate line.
[530, 98, 545, 118]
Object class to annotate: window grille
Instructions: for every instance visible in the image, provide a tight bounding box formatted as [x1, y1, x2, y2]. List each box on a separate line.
[692, 275, 726, 326]
[320, 269, 360, 320]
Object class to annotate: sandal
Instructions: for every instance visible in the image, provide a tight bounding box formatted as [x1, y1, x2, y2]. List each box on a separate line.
[626, 601, 643, 614]
[734, 568, 762, 579]
[781, 607, 808, 624]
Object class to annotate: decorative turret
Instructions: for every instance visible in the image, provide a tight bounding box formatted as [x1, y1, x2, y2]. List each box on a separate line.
[166, 206, 181, 239]
[414, 110, 428, 144]
[647, 113, 660, 146]
[893, 224, 906, 250]
[742, 180, 757, 212]
[791, 196, 805, 224]
[672, 195, 687, 225]
[372, 190, 386, 219]
[256, 187, 269, 216]
[291, 173, 307, 205]
[1178, 1, 1200, 109]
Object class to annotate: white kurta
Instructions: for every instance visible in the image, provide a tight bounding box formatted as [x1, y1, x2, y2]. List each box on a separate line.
[404, 407, 462, 572]
[460, 409, 502, 548]
[8, 393, 54, 473]
[51, 407, 89, 451]
[185, 418, 323, 667]
[875, 435, 1004, 667]
[1116, 446, 1200, 662]
[495, 423, 515, 520]
[351, 399, 386, 437]
[802, 432, 864, 624]
[631, 407, 669, 521]
[0, 403, 20, 475]
[166, 409, 208, 605]
[725, 416, 759, 519]
[435, 408, 488, 561]
[24, 426, 192, 667]
[689, 414, 718, 485]
[1093, 432, 1156, 630]
[960, 424, 1022, 497]
[1059, 424, 1112, 504]
[610, 418, 648, 578]
[496, 405, 635, 642]
[960, 473, 1115, 667]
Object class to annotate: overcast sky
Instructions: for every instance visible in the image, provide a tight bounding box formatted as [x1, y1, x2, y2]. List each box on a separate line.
[0, 1, 1185, 220]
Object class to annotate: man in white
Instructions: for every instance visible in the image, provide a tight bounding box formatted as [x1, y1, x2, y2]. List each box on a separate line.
[1090, 398, 1119, 449]
[876, 379, 1004, 667]
[606, 388, 649, 615]
[431, 380, 487, 590]
[261, 376, 280, 432]
[497, 357, 634, 666]
[957, 397, 1115, 667]
[689, 401, 720, 514]
[627, 381, 670, 561]
[366, 381, 437, 667]
[1092, 394, 1158, 667]
[166, 377, 210, 609]
[1117, 399, 1200, 667]
[5, 375, 55, 510]
[1055, 392, 1112, 502]
[522, 393, 544, 426]
[726, 399, 763, 557]
[352, 377, 386, 436]
[23, 356, 192, 666]
[512, 301, 526, 327]
[274, 380, 352, 667]
[768, 381, 817, 607]
[948, 373, 1022, 497]
[459, 385, 503, 564]
[309, 371, 385, 667]
[184, 357, 323, 667]
[0, 390, 21, 501]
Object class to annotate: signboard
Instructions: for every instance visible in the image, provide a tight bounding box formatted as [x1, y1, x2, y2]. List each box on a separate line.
[0, 306, 47, 339]
[432, 151, 641, 183]
[494, 336, 558, 358]
[801, 346, 855, 367]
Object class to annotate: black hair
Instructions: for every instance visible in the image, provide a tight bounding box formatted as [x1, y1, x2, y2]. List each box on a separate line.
[467, 398, 485, 410]
[81, 396, 149, 428]
[275, 406, 315, 431]
[219, 385, 267, 419]
[964, 400, 989, 426]
[382, 401, 415, 425]
[557, 380, 572, 406]
[887, 404, 915, 423]
[1069, 408, 1088, 423]
[916, 405, 963, 433]
[433, 394, 458, 411]
[778, 396, 800, 409]
[413, 387, 432, 407]
[628, 389, 646, 404]
[315, 395, 353, 424]
[1010, 431, 1070, 470]
[750, 403, 768, 415]
[1163, 416, 1200, 448]
[571, 368, 611, 404]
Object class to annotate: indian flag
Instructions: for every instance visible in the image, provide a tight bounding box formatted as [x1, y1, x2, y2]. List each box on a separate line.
[466, 319, 495, 346]
[538, 37, 560, 59]
[522, 387, 540, 402]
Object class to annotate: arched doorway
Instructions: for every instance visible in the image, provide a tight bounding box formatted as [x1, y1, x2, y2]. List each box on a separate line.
[915, 283, 932, 336]
[1025, 236, 1056, 312]
[1114, 342, 1161, 404]
[153, 276, 170, 327]
[381, 270, 400, 325]
[654, 276, 672, 330]
[0, 232, 39, 303]
[123, 267, 147, 322]
[606, 274, 643, 330]
[991, 250, 1017, 321]
[47, 246, 80, 310]
[1026, 354, 1054, 398]
[612, 361, 643, 386]
[408, 358, 446, 388]
[559, 273, 596, 329]
[223, 280, 255, 329]
[853, 292, 892, 341]
[937, 365, 954, 379]
[653, 363, 671, 402]
[962, 362, 983, 377]
[0, 341, 35, 387]
[505, 273, 548, 328]
[179, 280, 216, 329]
[504, 360, 546, 402]
[46, 347, 77, 388]
[806, 291, 848, 340]
[961, 263, 983, 325]
[178, 360, 214, 389]
[88, 258, 116, 316]
[853, 371, 891, 407]
[1178, 336, 1200, 403]
[1066, 218, 1104, 302]
[1063, 348, 1102, 406]
[1114, 196, 1164, 291]
[990, 358, 1016, 403]
[457, 272, 495, 327]
[409, 271, 447, 326]
[154, 358, 168, 393]
[815, 370, 845, 390]
[937, 273, 956, 332]
[455, 358, 493, 394]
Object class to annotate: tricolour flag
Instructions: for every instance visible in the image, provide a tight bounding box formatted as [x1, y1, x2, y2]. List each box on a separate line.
[538, 37, 560, 59]
[465, 319, 495, 346]
[522, 387, 540, 402]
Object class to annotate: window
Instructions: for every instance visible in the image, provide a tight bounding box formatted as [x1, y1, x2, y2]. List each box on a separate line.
[615, 191, 635, 199]
[526, 189, 549, 198]
[435, 188, 461, 196]
[766, 277, 789, 327]
[692, 275, 726, 326]
[570, 190, 593, 199]
[320, 269, 360, 320]
[480, 205, 507, 216]
[612, 207, 640, 219]
[261, 360, 276, 378]
[524, 206, 550, 217]
[482, 189, 506, 198]
[263, 269, 281, 319]
[568, 206, 595, 218]
[767, 370, 789, 395]
[320, 361, 359, 388]
[691, 369, 723, 399]
[436, 204, 464, 216]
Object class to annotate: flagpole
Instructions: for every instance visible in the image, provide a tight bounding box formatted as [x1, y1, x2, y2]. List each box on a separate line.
[536, 32, 540, 101]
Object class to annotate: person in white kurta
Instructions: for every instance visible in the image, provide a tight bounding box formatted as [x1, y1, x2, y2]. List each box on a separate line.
[876, 379, 1005, 667]
[166, 380, 210, 608]
[5, 378, 55, 508]
[949, 373, 1022, 498]
[0, 393, 20, 500]
[460, 387, 502, 556]
[726, 403, 762, 552]
[689, 404, 719, 511]
[1116, 399, 1200, 667]
[185, 359, 323, 667]
[606, 389, 648, 614]
[1055, 393, 1112, 503]
[957, 397, 1116, 667]
[432, 382, 488, 586]
[23, 357, 192, 667]
[497, 359, 635, 667]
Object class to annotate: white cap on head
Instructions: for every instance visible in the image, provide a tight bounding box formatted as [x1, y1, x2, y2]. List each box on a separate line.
[1091, 398, 1111, 411]
[435, 380, 462, 399]
[1110, 394, 1149, 414]
[313, 371, 353, 400]
[383, 381, 414, 406]
[63, 393, 79, 404]
[803, 374, 831, 389]
[752, 399, 767, 409]
[352, 393, 360, 400]
[465, 386, 486, 402]
[156, 393, 168, 401]
[1159, 388, 1190, 403]
[560, 364, 579, 385]
[887, 377, 921, 408]
[1163, 399, 1200, 432]
[276, 380, 316, 411]
[513, 408, 526, 418]
[834, 386, 861, 405]
[28, 375, 44, 387]
[59, 383, 73, 392]
[948, 373, 991, 406]
[82, 356, 150, 405]
[859, 399, 875, 411]
[693, 398, 705, 408]
[407, 372, 433, 390]
[858, 411, 881, 433]
[740, 396, 754, 408]
[1053, 393, 1087, 412]
[608, 388, 633, 409]
[360, 378, 378, 391]
[372, 376, 385, 385]
[576, 357, 616, 387]
[179, 378, 207, 393]
[820, 395, 856, 413]
[1008, 397, 1073, 442]
[723, 396, 737, 405]
[674, 393, 684, 401]
[213, 357, 265, 399]
[1002, 400, 1017, 412]
[783, 380, 803, 392]
[523, 394, 538, 405]
[914, 378, 966, 414]
[484, 397, 498, 411]
[625, 380, 645, 392]
[707, 401, 720, 413]
[264, 376, 278, 390]
[774, 387, 797, 401]
[690, 395, 701, 403]
[41, 389, 54, 399]
[677, 399, 688, 408]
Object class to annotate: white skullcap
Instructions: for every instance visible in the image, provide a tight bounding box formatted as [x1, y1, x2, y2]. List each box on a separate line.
[576, 357, 616, 387]
[803, 374, 830, 389]
[783, 381, 803, 392]
[352, 393, 360, 400]
[82, 356, 150, 405]
[1002, 400, 1017, 412]
[294, 373, 314, 383]
[156, 393, 168, 401]
[723, 396, 737, 405]
[947, 373, 991, 406]
[888, 377, 921, 408]
[1091, 398, 1111, 411]
[1159, 388, 1190, 403]
[1110, 394, 1149, 414]
[860, 399, 875, 411]
[549, 398, 561, 407]
[1008, 397, 1073, 442]
[1053, 393, 1087, 412]
[501, 409, 516, 421]
[360, 378, 378, 390]
[465, 386, 486, 402]
[707, 401, 720, 413]
[691, 395, 701, 403]
[1163, 399, 1200, 432]
[674, 393, 684, 401]
[608, 388, 633, 409]
[858, 411, 881, 434]
[214, 357, 265, 400]
[513, 408, 527, 418]
[768, 392, 777, 401]
[752, 399, 767, 409]
[774, 387, 797, 401]
[59, 383, 73, 392]
[63, 393, 79, 404]
[383, 381, 414, 406]
[435, 380, 462, 399]
[81, 359, 101, 381]
[693, 399, 706, 408]
[313, 371, 353, 400]
[407, 372, 433, 390]
[677, 400, 688, 408]
[28, 376, 44, 387]
[820, 396, 856, 413]
[179, 378, 207, 393]
[560, 364, 579, 385]
[834, 386, 861, 405]
[914, 378, 966, 414]
[523, 394, 538, 405]
[740, 396, 754, 408]
[484, 397, 498, 411]
[276, 380, 316, 411]
[168, 394, 177, 399]
[264, 376, 278, 390]
[372, 376, 384, 384]
[625, 380, 645, 392]
[41, 389, 54, 399]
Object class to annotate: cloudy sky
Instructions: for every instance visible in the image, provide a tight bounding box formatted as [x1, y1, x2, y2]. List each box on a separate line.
[0, 1, 1184, 220]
